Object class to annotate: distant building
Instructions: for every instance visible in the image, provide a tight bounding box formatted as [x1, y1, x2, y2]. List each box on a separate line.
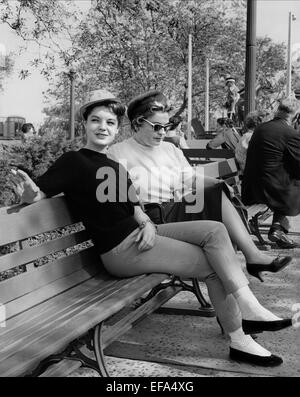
[0, 116, 25, 140]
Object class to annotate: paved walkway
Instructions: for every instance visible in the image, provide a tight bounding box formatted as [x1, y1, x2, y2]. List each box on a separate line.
[70, 215, 300, 377]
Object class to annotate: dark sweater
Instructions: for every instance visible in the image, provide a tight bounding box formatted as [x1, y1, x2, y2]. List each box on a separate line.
[36, 148, 139, 254]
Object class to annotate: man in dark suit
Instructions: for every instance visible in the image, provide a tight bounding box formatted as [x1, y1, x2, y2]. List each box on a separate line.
[242, 97, 300, 248]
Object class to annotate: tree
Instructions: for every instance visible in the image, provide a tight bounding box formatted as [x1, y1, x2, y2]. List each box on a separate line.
[0, 0, 83, 79]
[45, 0, 249, 124]
[0, 0, 288, 136]
[0, 53, 14, 92]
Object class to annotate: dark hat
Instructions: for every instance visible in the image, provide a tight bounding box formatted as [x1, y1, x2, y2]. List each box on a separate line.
[127, 90, 168, 121]
[79, 89, 121, 119]
[225, 75, 236, 85]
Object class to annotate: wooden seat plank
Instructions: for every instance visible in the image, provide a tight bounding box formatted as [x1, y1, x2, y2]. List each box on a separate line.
[0, 273, 134, 338]
[0, 273, 169, 377]
[0, 273, 167, 349]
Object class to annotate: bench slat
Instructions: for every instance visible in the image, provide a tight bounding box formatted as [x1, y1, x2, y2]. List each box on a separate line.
[0, 272, 131, 338]
[0, 273, 168, 377]
[183, 148, 235, 160]
[3, 262, 101, 321]
[0, 197, 80, 246]
[0, 277, 117, 352]
[0, 230, 91, 273]
[0, 274, 164, 351]
[1, 248, 100, 304]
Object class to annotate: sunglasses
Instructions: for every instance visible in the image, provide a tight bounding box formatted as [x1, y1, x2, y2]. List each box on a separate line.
[141, 118, 172, 132]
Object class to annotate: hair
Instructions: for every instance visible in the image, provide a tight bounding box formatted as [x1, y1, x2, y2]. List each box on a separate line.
[21, 123, 35, 134]
[169, 115, 183, 131]
[245, 111, 266, 130]
[275, 97, 300, 119]
[219, 118, 234, 128]
[225, 119, 234, 128]
[129, 92, 172, 131]
[82, 101, 126, 125]
[217, 118, 226, 126]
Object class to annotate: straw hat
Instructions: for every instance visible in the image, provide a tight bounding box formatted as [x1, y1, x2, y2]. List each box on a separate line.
[79, 89, 120, 119]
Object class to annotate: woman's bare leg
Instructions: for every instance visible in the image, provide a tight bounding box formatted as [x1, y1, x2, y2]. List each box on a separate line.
[221, 192, 274, 264]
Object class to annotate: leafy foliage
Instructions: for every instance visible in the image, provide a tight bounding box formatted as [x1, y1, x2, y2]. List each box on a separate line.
[0, 53, 14, 92]
[0, 133, 82, 207]
[0, 0, 288, 136]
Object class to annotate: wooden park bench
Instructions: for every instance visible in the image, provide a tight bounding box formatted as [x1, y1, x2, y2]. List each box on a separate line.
[182, 148, 272, 247]
[0, 196, 214, 377]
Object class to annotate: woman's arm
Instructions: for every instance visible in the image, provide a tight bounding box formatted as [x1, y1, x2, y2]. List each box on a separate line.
[10, 152, 76, 204]
[133, 206, 157, 251]
[206, 131, 225, 149]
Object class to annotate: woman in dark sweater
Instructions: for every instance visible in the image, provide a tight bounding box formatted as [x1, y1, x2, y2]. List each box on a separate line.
[11, 89, 293, 367]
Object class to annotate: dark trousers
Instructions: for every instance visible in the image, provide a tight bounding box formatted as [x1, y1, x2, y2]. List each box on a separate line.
[144, 183, 225, 226]
[271, 212, 290, 234]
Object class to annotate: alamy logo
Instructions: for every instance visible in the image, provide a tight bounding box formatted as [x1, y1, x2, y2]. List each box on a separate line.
[95, 161, 205, 213]
[0, 303, 6, 328]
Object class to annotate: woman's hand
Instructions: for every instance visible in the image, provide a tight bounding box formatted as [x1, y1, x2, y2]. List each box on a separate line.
[10, 169, 41, 204]
[135, 222, 156, 251]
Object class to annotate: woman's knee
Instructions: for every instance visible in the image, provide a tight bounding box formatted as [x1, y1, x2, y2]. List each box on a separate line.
[204, 221, 229, 242]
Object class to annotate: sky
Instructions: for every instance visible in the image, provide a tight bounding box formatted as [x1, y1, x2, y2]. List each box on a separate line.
[0, 0, 300, 127]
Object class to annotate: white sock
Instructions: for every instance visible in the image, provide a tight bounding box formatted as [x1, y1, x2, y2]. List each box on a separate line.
[233, 286, 281, 321]
[229, 327, 271, 357]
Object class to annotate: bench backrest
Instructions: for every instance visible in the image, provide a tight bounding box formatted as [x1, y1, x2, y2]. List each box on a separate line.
[0, 197, 102, 322]
[202, 157, 239, 181]
[183, 148, 240, 192]
[182, 148, 235, 165]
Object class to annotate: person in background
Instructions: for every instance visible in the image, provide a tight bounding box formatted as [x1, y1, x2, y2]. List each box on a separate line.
[11, 88, 293, 368]
[293, 89, 300, 131]
[164, 115, 189, 149]
[242, 97, 300, 249]
[206, 118, 240, 151]
[20, 123, 36, 142]
[235, 111, 266, 173]
[224, 75, 240, 121]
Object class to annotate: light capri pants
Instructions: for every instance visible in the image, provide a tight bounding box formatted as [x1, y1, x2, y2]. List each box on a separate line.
[101, 220, 249, 333]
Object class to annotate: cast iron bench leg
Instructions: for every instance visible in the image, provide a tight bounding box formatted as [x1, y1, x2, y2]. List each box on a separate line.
[249, 208, 271, 246]
[94, 322, 110, 377]
[26, 334, 102, 377]
[155, 277, 215, 317]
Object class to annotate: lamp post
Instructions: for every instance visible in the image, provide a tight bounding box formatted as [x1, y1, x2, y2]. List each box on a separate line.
[187, 34, 193, 141]
[244, 0, 257, 118]
[205, 57, 210, 132]
[0, 43, 6, 69]
[68, 69, 76, 140]
[287, 12, 296, 97]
